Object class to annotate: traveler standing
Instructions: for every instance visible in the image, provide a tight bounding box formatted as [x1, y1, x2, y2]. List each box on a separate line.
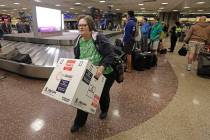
[184, 16, 210, 71]
[123, 10, 136, 72]
[70, 15, 115, 133]
[1, 19, 12, 34]
[141, 18, 150, 52]
[169, 22, 181, 52]
[150, 17, 163, 55]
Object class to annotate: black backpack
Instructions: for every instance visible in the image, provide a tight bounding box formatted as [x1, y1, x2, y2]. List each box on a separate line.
[94, 42, 124, 83]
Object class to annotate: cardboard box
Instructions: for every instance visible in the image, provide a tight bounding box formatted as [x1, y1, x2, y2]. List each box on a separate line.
[42, 58, 106, 114]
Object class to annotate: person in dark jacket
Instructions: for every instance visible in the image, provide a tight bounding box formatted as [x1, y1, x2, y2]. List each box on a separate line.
[123, 10, 136, 72]
[71, 15, 115, 133]
[169, 22, 181, 52]
[1, 19, 12, 34]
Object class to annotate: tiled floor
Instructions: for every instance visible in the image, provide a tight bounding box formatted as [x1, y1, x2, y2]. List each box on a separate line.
[0, 40, 210, 140]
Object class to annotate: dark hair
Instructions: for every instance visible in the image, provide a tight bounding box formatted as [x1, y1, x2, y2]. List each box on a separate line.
[127, 10, 134, 17]
[175, 21, 180, 26]
[144, 18, 148, 22]
[77, 15, 97, 31]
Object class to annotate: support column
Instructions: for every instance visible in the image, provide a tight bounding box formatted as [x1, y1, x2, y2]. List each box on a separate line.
[159, 12, 180, 28]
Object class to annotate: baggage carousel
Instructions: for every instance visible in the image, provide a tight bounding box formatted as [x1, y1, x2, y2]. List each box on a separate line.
[0, 31, 122, 79]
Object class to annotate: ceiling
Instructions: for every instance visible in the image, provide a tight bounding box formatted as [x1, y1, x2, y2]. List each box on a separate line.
[0, 0, 210, 18]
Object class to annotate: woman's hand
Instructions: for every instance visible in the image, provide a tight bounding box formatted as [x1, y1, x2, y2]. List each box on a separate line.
[95, 66, 105, 80]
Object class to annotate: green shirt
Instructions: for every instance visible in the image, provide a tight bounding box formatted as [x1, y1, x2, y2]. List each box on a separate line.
[79, 38, 113, 74]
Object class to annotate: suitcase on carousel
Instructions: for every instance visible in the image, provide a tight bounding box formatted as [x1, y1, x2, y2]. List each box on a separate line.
[197, 49, 210, 77]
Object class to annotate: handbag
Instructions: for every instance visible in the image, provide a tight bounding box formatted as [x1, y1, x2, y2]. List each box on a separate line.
[178, 44, 187, 56]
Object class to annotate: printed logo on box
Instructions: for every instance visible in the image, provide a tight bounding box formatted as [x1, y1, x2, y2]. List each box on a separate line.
[86, 84, 96, 98]
[44, 87, 57, 96]
[56, 79, 70, 93]
[56, 72, 72, 81]
[62, 97, 70, 102]
[63, 60, 76, 72]
[91, 95, 100, 108]
[82, 69, 93, 85]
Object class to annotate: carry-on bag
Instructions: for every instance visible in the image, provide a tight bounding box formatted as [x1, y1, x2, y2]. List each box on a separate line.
[197, 48, 210, 77]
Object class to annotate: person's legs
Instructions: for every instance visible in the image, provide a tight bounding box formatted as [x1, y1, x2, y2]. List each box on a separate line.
[71, 109, 88, 132]
[187, 42, 196, 71]
[99, 72, 115, 119]
[124, 41, 134, 72]
[170, 38, 177, 52]
[152, 40, 159, 55]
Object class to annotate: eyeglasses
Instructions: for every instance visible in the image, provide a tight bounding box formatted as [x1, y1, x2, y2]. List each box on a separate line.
[78, 24, 88, 27]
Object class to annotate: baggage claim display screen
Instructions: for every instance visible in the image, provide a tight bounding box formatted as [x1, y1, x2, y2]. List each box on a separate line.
[36, 6, 61, 32]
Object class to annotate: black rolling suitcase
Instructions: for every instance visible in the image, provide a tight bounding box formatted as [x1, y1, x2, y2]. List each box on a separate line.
[132, 50, 156, 71]
[197, 48, 210, 77]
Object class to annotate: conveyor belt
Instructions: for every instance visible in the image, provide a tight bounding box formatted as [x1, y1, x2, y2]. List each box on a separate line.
[0, 40, 74, 79]
[0, 32, 122, 79]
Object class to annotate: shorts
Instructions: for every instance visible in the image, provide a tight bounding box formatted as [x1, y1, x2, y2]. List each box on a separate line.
[188, 41, 205, 54]
[150, 40, 159, 50]
[124, 40, 135, 54]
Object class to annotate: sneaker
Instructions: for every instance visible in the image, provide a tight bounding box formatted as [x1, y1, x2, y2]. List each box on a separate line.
[70, 125, 81, 133]
[187, 64, 191, 71]
[99, 112, 107, 120]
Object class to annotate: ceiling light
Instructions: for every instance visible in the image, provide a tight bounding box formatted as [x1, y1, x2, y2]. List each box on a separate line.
[0, 5, 6, 6]
[99, 1, 106, 3]
[75, 2, 81, 5]
[173, 10, 178, 12]
[74, 13, 78, 14]
[22, 8, 27, 10]
[13, 9, 17, 10]
[138, 3, 144, 6]
[161, 2, 168, 5]
[56, 4, 61, 6]
[159, 7, 164, 10]
[13, 3, 20, 5]
[184, 6, 190, 9]
[70, 7, 75, 9]
[34, 0, 42, 2]
[2, 10, 7, 11]
[116, 9, 120, 11]
[197, 10, 204, 11]
[141, 8, 145, 10]
[196, 1, 205, 4]
[88, 6, 92, 9]
[66, 11, 69, 13]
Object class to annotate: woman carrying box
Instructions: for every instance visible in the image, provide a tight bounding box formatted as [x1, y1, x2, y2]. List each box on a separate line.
[70, 15, 115, 133]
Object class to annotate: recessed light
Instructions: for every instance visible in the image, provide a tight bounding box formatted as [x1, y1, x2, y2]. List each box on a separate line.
[70, 7, 75, 9]
[13, 9, 17, 10]
[116, 9, 120, 11]
[197, 10, 204, 11]
[34, 0, 42, 2]
[159, 7, 164, 10]
[75, 2, 81, 5]
[13, 3, 20, 5]
[99, 1, 106, 3]
[2, 10, 7, 11]
[22, 8, 27, 10]
[56, 4, 61, 6]
[184, 6, 190, 9]
[138, 3, 144, 6]
[0, 5, 6, 6]
[196, 1, 205, 4]
[173, 10, 178, 12]
[161, 2, 168, 5]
